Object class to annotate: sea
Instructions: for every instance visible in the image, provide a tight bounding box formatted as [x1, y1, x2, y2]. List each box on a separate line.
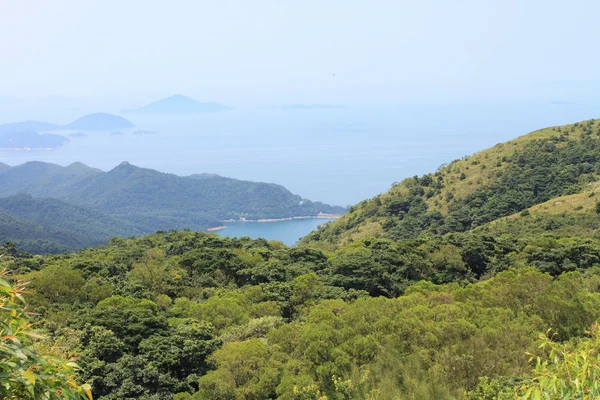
[1, 100, 599, 244]
[215, 218, 335, 246]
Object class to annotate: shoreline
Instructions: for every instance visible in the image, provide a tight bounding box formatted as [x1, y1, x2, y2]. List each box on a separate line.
[207, 225, 228, 231]
[208, 214, 341, 231]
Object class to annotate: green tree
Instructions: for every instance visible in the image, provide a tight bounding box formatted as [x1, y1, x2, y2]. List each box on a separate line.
[519, 323, 600, 399]
[0, 271, 91, 399]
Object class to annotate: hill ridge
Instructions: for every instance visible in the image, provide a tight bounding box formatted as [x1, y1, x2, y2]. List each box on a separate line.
[303, 118, 600, 248]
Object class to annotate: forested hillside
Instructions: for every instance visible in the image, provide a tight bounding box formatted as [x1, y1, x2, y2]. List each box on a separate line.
[0, 194, 147, 253]
[3, 118, 600, 399]
[0, 162, 344, 252]
[0, 162, 344, 222]
[303, 119, 600, 248]
[3, 226, 600, 399]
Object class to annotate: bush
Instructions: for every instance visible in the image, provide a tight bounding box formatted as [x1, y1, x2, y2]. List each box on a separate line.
[0, 270, 91, 399]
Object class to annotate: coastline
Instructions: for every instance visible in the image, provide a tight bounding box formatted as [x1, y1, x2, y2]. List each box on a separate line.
[207, 225, 228, 231]
[221, 214, 341, 223]
[208, 214, 341, 232]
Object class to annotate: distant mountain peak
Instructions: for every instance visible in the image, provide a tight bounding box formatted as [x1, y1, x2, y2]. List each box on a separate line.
[123, 95, 231, 114]
[109, 161, 146, 174]
[113, 161, 134, 170]
[166, 94, 193, 101]
[62, 113, 134, 131]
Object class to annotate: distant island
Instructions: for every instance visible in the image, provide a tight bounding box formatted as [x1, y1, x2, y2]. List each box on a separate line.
[0, 113, 135, 134]
[122, 94, 232, 114]
[0, 113, 135, 150]
[61, 113, 134, 131]
[279, 104, 345, 110]
[110, 131, 124, 136]
[0, 130, 69, 150]
[133, 130, 158, 135]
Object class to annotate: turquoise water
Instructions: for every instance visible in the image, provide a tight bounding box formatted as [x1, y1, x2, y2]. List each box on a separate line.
[216, 218, 335, 246]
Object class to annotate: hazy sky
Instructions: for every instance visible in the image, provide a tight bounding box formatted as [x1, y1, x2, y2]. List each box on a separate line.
[1, 0, 599, 104]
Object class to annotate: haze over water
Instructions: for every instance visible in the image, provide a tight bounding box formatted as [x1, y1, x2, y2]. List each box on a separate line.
[1, 101, 599, 206]
[2, 1, 600, 206]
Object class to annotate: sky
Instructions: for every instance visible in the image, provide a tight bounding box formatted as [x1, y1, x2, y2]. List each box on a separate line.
[1, 0, 599, 105]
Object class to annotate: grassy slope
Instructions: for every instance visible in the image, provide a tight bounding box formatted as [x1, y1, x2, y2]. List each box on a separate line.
[476, 181, 600, 239]
[303, 118, 600, 249]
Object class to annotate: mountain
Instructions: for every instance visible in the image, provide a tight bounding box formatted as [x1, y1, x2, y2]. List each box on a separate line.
[0, 130, 69, 150]
[0, 161, 101, 197]
[0, 162, 345, 250]
[61, 113, 135, 131]
[123, 94, 231, 114]
[303, 118, 600, 248]
[0, 194, 147, 253]
[0, 163, 10, 172]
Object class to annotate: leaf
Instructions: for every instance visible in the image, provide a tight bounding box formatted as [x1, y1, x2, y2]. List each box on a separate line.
[23, 369, 36, 386]
[82, 383, 93, 400]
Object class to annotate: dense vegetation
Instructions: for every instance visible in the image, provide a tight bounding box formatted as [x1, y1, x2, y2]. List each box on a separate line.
[0, 194, 147, 253]
[0, 223, 598, 399]
[0, 162, 344, 253]
[3, 118, 600, 398]
[0, 269, 90, 399]
[304, 119, 600, 248]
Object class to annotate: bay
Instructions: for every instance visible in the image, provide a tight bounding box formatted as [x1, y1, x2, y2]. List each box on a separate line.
[215, 218, 335, 246]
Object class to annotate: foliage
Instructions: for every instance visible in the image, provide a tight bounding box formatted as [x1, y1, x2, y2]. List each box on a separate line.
[519, 323, 600, 399]
[0, 270, 91, 399]
[5, 227, 600, 398]
[4, 119, 600, 398]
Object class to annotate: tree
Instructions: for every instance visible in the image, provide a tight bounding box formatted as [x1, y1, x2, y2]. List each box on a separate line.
[0, 270, 91, 399]
[128, 248, 170, 294]
[197, 339, 279, 400]
[519, 323, 600, 399]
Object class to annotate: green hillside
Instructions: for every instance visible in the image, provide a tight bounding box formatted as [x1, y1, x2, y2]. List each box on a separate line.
[474, 181, 600, 239]
[0, 162, 345, 232]
[0, 162, 345, 252]
[0, 210, 84, 253]
[0, 194, 147, 253]
[5, 118, 600, 399]
[303, 119, 600, 249]
[0, 161, 102, 197]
